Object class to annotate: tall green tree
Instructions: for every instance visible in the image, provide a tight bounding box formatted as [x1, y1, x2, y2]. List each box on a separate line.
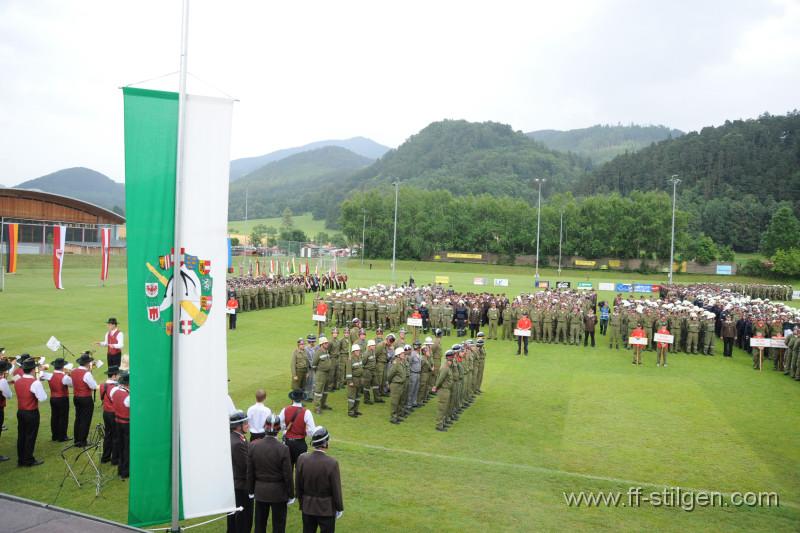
[760, 206, 800, 256]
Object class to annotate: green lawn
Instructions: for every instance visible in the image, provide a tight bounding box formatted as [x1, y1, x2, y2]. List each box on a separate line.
[227, 213, 335, 240]
[1, 256, 798, 532]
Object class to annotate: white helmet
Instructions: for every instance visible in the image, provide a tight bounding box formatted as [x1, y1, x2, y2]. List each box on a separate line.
[351, 344, 361, 352]
[367, 339, 376, 347]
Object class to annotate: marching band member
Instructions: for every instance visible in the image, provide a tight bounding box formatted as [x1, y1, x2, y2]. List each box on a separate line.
[110, 372, 130, 479]
[14, 358, 47, 466]
[43, 357, 72, 442]
[96, 317, 124, 368]
[99, 365, 120, 464]
[72, 352, 98, 447]
[0, 359, 13, 462]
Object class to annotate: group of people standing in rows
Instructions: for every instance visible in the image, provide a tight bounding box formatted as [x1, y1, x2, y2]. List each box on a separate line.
[0, 318, 131, 478]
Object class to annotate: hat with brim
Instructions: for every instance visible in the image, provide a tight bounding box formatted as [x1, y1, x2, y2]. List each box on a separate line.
[22, 359, 36, 371]
[107, 318, 118, 325]
[51, 357, 67, 369]
[77, 352, 93, 365]
[288, 389, 305, 402]
[0, 360, 11, 373]
[106, 365, 120, 376]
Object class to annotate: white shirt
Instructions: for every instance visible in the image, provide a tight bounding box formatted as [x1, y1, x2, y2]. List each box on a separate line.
[0, 377, 12, 399]
[19, 374, 48, 402]
[101, 329, 125, 350]
[79, 366, 99, 390]
[278, 402, 316, 437]
[247, 402, 272, 434]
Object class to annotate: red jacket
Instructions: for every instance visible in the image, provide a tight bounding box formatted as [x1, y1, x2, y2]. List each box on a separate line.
[516, 316, 532, 330]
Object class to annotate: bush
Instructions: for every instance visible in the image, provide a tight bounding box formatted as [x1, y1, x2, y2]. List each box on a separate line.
[718, 245, 735, 262]
[739, 258, 771, 277]
[772, 248, 800, 277]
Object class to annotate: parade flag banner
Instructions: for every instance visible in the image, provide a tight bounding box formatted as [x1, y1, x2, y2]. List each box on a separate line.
[52, 225, 66, 289]
[123, 87, 235, 527]
[100, 227, 111, 281]
[306, 258, 310, 276]
[5, 223, 18, 273]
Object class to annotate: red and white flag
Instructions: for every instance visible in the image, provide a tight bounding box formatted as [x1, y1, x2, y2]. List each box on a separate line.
[100, 227, 111, 281]
[52, 225, 66, 289]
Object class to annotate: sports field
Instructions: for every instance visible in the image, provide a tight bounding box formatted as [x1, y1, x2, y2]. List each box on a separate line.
[1, 256, 799, 532]
[227, 214, 334, 240]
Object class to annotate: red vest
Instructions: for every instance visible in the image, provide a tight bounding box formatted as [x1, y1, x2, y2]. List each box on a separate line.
[113, 387, 130, 424]
[49, 372, 69, 398]
[284, 405, 306, 439]
[14, 375, 38, 410]
[107, 329, 121, 356]
[13, 367, 23, 378]
[72, 368, 92, 398]
[100, 381, 116, 412]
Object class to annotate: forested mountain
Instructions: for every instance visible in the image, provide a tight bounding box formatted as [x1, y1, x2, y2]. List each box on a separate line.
[229, 137, 390, 181]
[14, 167, 124, 213]
[527, 124, 683, 164]
[228, 146, 372, 220]
[580, 111, 800, 252]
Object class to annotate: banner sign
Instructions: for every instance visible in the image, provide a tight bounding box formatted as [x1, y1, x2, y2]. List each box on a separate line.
[100, 227, 111, 281]
[446, 252, 482, 260]
[793, 290, 800, 300]
[633, 283, 653, 293]
[575, 259, 596, 267]
[473, 277, 486, 286]
[535, 280, 550, 289]
[651, 284, 661, 292]
[407, 318, 423, 327]
[608, 259, 622, 268]
[770, 337, 787, 349]
[52, 225, 66, 289]
[576, 282, 593, 290]
[749, 338, 771, 348]
[628, 337, 649, 346]
[312, 314, 327, 322]
[615, 283, 632, 292]
[494, 278, 509, 287]
[434, 275, 450, 284]
[653, 333, 674, 344]
[556, 281, 571, 289]
[514, 329, 531, 337]
[598, 282, 615, 291]
[716, 264, 733, 275]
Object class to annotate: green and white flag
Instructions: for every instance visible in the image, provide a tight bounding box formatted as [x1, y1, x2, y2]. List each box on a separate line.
[123, 87, 235, 526]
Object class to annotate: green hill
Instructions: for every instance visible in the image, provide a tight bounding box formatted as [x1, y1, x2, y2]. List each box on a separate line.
[581, 111, 800, 252]
[527, 124, 683, 164]
[14, 167, 125, 213]
[228, 146, 372, 221]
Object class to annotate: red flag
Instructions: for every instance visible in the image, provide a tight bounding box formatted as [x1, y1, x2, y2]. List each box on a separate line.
[100, 227, 110, 281]
[5, 223, 18, 274]
[52, 225, 66, 289]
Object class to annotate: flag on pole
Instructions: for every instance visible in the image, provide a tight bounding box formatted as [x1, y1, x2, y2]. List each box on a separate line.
[123, 87, 235, 527]
[226, 238, 232, 273]
[52, 225, 66, 289]
[100, 227, 111, 281]
[254, 258, 260, 277]
[270, 258, 275, 276]
[315, 261, 319, 275]
[291, 256, 296, 275]
[5, 223, 18, 274]
[305, 258, 310, 276]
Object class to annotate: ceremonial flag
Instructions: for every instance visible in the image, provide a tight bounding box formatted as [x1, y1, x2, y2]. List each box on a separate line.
[305, 258, 310, 276]
[52, 225, 66, 289]
[315, 261, 319, 275]
[123, 87, 235, 526]
[270, 258, 275, 276]
[100, 227, 111, 281]
[254, 258, 260, 277]
[5, 223, 18, 274]
[226, 238, 232, 272]
[291, 256, 296, 275]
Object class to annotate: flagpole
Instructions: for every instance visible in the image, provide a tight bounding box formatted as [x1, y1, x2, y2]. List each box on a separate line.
[170, 0, 190, 531]
[1, 217, 5, 292]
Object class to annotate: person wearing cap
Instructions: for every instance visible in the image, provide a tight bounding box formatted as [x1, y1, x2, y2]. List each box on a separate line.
[417, 342, 433, 405]
[291, 338, 309, 391]
[228, 410, 253, 533]
[0, 359, 14, 461]
[327, 328, 343, 392]
[475, 337, 486, 394]
[72, 351, 98, 447]
[431, 350, 455, 431]
[345, 344, 364, 418]
[99, 365, 120, 463]
[96, 317, 124, 368]
[296, 426, 343, 532]
[399, 345, 413, 418]
[721, 314, 737, 357]
[687, 314, 701, 354]
[303, 335, 317, 402]
[247, 389, 272, 442]
[362, 339, 382, 404]
[14, 357, 47, 466]
[247, 413, 294, 533]
[386, 347, 408, 424]
[111, 372, 130, 479]
[375, 333, 394, 398]
[406, 342, 422, 411]
[487, 302, 499, 340]
[279, 389, 317, 472]
[43, 357, 72, 443]
[311, 337, 333, 415]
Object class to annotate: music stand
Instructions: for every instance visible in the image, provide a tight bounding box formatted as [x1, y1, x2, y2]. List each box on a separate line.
[59, 423, 112, 496]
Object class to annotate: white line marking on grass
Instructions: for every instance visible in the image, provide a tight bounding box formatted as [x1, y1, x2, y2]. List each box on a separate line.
[336, 439, 799, 509]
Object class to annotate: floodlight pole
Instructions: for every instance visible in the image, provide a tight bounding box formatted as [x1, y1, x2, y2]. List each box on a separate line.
[244, 186, 249, 222]
[668, 175, 681, 286]
[391, 180, 399, 283]
[558, 210, 563, 275]
[170, 1, 190, 531]
[534, 178, 545, 282]
[361, 208, 366, 265]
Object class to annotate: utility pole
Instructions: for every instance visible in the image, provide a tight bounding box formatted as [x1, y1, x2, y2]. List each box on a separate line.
[558, 210, 563, 275]
[668, 175, 681, 285]
[391, 180, 399, 283]
[361, 207, 366, 265]
[244, 185, 249, 222]
[534, 178, 545, 283]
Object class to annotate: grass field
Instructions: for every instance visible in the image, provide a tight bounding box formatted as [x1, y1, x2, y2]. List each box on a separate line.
[227, 213, 335, 240]
[1, 256, 799, 532]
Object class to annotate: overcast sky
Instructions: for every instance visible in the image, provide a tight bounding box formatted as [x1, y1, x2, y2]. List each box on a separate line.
[1, 0, 798, 184]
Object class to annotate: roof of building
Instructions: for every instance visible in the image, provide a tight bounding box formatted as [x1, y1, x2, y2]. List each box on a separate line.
[0, 188, 125, 225]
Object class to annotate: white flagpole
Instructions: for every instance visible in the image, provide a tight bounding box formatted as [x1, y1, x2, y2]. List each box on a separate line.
[171, 0, 190, 530]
